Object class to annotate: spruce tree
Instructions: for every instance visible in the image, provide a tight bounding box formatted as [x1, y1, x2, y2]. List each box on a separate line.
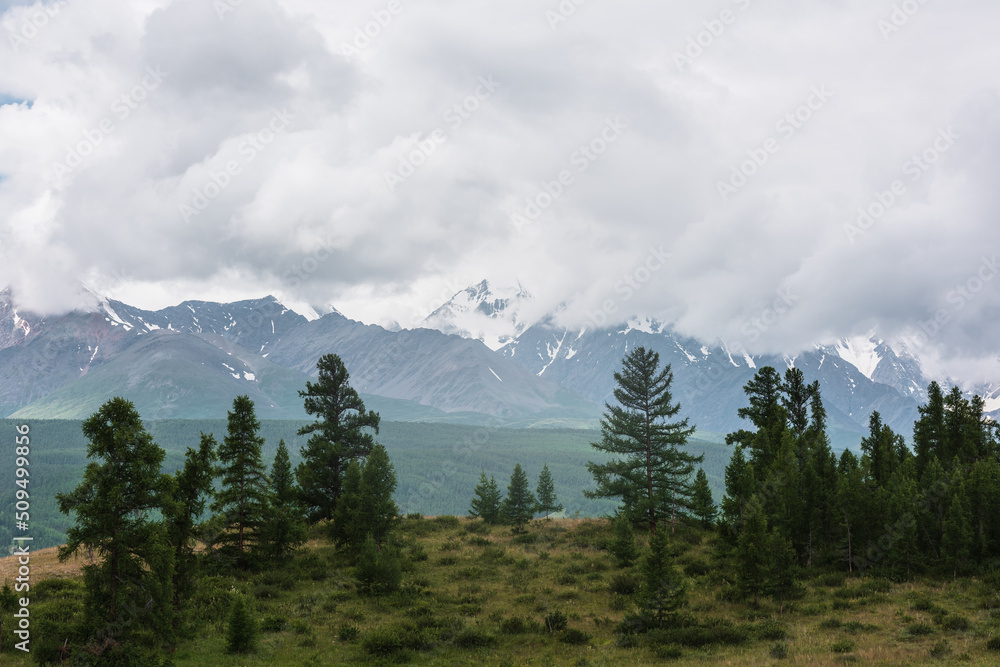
[56, 397, 171, 654]
[261, 439, 307, 562]
[941, 487, 972, 578]
[502, 463, 537, 533]
[469, 470, 503, 524]
[726, 366, 789, 473]
[735, 495, 767, 605]
[720, 446, 755, 541]
[212, 395, 270, 570]
[535, 464, 563, 518]
[355, 534, 402, 595]
[690, 468, 717, 529]
[914, 381, 946, 475]
[586, 347, 699, 534]
[764, 529, 798, 613]
[296, 354, 380, 523]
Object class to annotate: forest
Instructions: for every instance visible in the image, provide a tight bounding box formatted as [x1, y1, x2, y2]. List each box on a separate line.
[1, 347, 1000, 665]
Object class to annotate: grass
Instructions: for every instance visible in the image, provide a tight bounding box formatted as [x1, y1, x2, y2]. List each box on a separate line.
[4, 517, 1000, 665]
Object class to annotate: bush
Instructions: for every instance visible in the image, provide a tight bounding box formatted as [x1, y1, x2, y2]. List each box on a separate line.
[831, 639, 854, 653]
[609, 573, 639, 596]
[356, 536, 402, 596]
[907, 623, 935, 637]
[453, 627, 497, 648]
[609, 516, 640, 568]
[362, 627, 408, 658]
[499, 616, 533, 635]
[754, 619, 788, 640]
[987, 636, 1000, 651]
[291, 619, 310, 635]
[771, 642, 789, 659]
[261, 615, 287, 632]
[0, 583, 17, 612]
[339, 624, 360, 641]
[545, 610, 569, 633]
[433, 515, 461, 529]
[682, 560, 711, 577]
[561, 628, 591, 645]
[930, 639, 951, 658]
[226, 596, 258, 654]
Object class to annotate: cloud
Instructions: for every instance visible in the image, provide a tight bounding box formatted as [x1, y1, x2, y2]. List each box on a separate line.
[0, 0, 998, 377]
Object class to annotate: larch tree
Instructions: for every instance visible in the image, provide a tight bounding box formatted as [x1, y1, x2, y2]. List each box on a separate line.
[261, 439, 307, 562]
[586, 346, 698, 534]
[469, 470, 503, 524]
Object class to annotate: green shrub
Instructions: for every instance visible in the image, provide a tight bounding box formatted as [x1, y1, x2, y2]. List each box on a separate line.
[453, 627, 497, 648]
[226, 595, 258, 654]
[513, 532, 539, 545]
[261, 615, 287, 632]
[754, 619, 788, 640]
[253, 583, 280, 599]
[987, 636, 1000, 650]
[771, 642, 789, 659]
[609, 573, 638, 596]
[468, 536, 491, 547]
[831, 639, 854, 653]
[561, 628, 591, 645]
[1, 583, 18, 612]
[940, 614, 970, 631]
[819, 618, 843, 630]
[609, 516, 639, 568]
[362, 627, 408, 658]
[682, 560, 710, 577]
[545, 610, 569, 633]
[907, 623, 935, 637]
[930, 639, 951, 658]
[339, 624, 360, 641]
[500, 616, 533, 635]
[356, 536, 402, 596]
[433, 515, 461, 529]
[651, 643, 683, 659]
[291, 619, 310, 635]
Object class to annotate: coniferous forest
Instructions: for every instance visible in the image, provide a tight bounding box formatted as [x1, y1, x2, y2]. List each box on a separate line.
[3, 348, 1000, 665]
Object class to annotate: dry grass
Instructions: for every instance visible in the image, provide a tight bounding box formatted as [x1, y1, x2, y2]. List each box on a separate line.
[0, 545, 91, 584]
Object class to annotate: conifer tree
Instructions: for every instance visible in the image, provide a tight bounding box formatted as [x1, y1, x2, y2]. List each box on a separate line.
[764, 529, 798, 613]
[212, 395, 270, 569]
[726, 367, 789, 472]
[914, 381, 946, 475]
[535, 464, 563, 518]
[690, 468, 717, 529]
[355, 534, 402, 595]
[296, 354, 380, 523]
[640, 528, 687, 628]
[226, 595, 258, 654]
[469, 470, 503, 524]
[720, 446, 755, 541]
[609, 514, 640, 568]
[586, 347, 698, 534]
[57, 397, 171, 654]
[836, 449, 868, 572]
[736, 495, 768, 605]
[330, 460, 364, 549]
[163, 432, 217, 636]
[502, 463, 537, 533]
[360, 444, 399, 548]
[942, 485, 972, 578]
[261, 439, 307, 562]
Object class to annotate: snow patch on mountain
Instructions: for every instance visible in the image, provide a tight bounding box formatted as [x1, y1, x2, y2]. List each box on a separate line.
[836, 335, 883, 380]
[422, 280, 536, 350]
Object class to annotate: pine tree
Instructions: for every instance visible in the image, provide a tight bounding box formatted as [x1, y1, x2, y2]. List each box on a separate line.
[360, 444, 399, 548]
[296, 354, 380, 523]
[535, 464, 563, 518]
[609, 514, 640, 568]
[226, 595, 258, 654]
[586, 347, 699, 534]
[640, 528, 687, 628]
[469, 470, 503, 524]
[502, 463, 537, 533]
[56, 397, 171, 653]
[163, 432, 217, 637]
[212, 395, 270, 570]
[261, 440, 307, 562]
[690, 468, 717, 529]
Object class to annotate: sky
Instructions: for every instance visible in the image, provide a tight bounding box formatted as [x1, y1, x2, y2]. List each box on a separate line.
[0, 0, 998, 381]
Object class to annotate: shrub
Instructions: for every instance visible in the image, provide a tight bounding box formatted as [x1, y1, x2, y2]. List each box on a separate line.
[362, 627, 407, 658]
[907, 623, 935, 637]
[356, 535, 402, 596]
[831, 639, 854, 653]
[987, 636, 1000, 651]
[261, 615, 287, 632]
[468, 536, 491, 547]
[453, 627, 497, 648]
[291, 619, 310, 635]
[682, 560, 711, 577]
[226, 596, 258, 654]
[500, 616, 533, 635]
[771, 642, 789, 659]
[433, 515, 461, 529]
[819, 618, 843, 630]
[561, 628, 591, 645]
[651, 643, 683, 659]
[930, 639, 951, 658]
[609, 573, 639, 596]
[339, 624, 360, 641]
[545, 610, 569, 633]
[754, 619, 788, 640]
[609, 516, 640, 568]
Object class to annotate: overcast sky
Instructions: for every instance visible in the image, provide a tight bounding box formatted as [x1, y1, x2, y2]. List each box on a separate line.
[1, 0, 998, 380]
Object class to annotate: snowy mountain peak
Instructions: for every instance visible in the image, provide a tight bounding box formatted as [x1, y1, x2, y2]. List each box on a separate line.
[835, 334, 883, 380]
[422, 279, 536, 351]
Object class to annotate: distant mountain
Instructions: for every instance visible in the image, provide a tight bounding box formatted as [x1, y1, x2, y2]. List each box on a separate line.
[422, 279, 535, 350]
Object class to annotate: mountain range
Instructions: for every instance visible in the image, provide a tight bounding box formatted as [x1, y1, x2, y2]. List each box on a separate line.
[2, 282, 997, 451]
